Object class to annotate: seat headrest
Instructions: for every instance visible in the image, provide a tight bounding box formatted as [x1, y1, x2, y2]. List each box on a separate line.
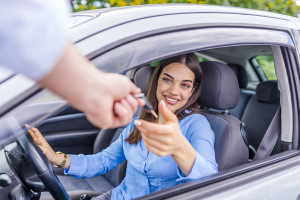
[228, 64, 248, 89]
[133, 66, 155, 94]
[256, 80, 279, 103]
[198, 61, 239, 110]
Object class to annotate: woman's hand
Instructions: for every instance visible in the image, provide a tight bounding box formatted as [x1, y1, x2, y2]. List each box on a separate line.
[135, 101, 185, 157]
[134, 101, 196, 176]
[25, 124, 57, 164]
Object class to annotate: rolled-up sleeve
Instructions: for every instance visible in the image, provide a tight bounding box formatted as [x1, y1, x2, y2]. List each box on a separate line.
[176, 114, 218, 182]
[176, 153, 218, 181]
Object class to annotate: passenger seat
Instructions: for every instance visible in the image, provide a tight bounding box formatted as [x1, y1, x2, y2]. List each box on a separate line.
[241, 80, 280, 154]
[228, 64, 255, 119]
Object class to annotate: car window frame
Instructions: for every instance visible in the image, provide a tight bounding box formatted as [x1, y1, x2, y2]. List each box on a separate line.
[280, 47, 300, 148]
[86, 27, 299, 199]
[89, 27, 294, 73]
[249, 56, 268, 81]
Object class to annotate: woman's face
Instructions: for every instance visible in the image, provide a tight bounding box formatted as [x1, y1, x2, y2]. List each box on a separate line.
[156, 63, 195, 113]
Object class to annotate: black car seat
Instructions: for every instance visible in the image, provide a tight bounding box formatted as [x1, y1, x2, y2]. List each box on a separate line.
[198, 61, 249, 171]
[42, 67, 155, 199]
[228, 64, 255, 119]
[241, 80, 280, 154]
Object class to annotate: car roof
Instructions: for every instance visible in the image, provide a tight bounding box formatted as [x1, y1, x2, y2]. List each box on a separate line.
[70, 4, 300, 43]
[73, 4, 299, 21]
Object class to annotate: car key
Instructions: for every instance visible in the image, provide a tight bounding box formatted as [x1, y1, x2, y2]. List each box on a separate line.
[134, 93, 158, 118]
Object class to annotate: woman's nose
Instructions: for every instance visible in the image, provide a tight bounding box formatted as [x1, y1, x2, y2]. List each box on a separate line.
[168, 83, 180, 95]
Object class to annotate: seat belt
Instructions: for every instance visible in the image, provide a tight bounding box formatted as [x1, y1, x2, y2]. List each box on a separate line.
[253, 108, 281, 161]
[240, 122, 256, 158]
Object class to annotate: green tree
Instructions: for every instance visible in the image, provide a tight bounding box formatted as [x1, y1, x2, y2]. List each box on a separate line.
[71, 0, 299, 17]
[205, 0, 299, 17]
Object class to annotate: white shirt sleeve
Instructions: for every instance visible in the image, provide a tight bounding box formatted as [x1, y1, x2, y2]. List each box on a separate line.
[0, 0, 71, 81]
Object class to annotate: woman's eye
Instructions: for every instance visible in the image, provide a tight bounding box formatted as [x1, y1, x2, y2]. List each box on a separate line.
[162, 77, 171, 83]
[182, 84, 191, 88]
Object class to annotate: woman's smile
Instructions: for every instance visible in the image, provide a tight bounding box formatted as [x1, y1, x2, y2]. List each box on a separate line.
[163, 95, 180, 105]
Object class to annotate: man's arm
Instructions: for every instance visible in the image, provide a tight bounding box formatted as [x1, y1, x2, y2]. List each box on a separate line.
[0, 0, 143, 129]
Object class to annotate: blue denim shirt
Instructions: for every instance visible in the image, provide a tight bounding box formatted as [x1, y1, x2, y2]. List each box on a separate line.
[65, 114, 218, 199]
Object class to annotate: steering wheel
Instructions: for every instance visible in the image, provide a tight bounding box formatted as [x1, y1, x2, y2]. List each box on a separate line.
[4, 132, 69, 200]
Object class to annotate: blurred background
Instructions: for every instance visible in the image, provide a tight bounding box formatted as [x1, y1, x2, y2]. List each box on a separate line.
[71, 0, 300, 17]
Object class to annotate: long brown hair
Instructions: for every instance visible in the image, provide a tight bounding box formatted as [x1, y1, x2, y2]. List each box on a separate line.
[125, 53, 202, 144]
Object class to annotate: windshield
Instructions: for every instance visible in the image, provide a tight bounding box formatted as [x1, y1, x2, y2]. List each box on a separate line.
[0, 89, 66, 149]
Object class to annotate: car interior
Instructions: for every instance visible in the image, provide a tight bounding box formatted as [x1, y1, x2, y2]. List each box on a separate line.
[2, 44, 284, 199]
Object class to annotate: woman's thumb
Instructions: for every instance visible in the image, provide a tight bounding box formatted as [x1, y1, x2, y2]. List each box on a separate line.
[158, 100, 177, 122]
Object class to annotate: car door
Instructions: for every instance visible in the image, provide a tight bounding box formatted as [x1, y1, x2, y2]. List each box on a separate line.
[74, 12, 299, 199]
[37, 106, 99, 155]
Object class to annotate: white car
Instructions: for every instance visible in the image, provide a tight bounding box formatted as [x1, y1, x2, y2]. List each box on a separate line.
[1, 4, 300, 200]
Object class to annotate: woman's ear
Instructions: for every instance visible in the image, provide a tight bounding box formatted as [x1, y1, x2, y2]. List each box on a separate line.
[189, 91, 193, 98]
[190, 86, 196, 97]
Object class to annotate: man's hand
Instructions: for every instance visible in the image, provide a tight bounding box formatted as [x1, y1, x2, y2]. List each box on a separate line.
[85, 73, 145, 129]
[38, 42, 145, 129]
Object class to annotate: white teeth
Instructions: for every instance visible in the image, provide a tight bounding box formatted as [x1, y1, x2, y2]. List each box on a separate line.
[165, 96, 179, 102]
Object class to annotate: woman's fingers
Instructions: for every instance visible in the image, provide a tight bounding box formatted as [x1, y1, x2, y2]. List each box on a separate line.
[142, 135, 170, 157]
[26, 124, 42, 138]
[135, 120, 169, 135]
[30, 127, 44, 138]
[25, 125, 56, 162]
[27, 129, 36, 139]
[24, 124, 31, 130]
[142, 131, 166, 145]
[142, 132, 170, 151]
[25, 125, 48, 146]
[25, 124, 36, 139]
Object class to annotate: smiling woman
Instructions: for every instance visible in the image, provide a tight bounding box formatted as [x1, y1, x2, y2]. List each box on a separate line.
[126, 53, 203, 142]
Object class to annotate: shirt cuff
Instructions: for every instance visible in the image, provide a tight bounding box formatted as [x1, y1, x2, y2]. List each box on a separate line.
[176, 153, 217, 182]
[64, 154, 82, 178]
